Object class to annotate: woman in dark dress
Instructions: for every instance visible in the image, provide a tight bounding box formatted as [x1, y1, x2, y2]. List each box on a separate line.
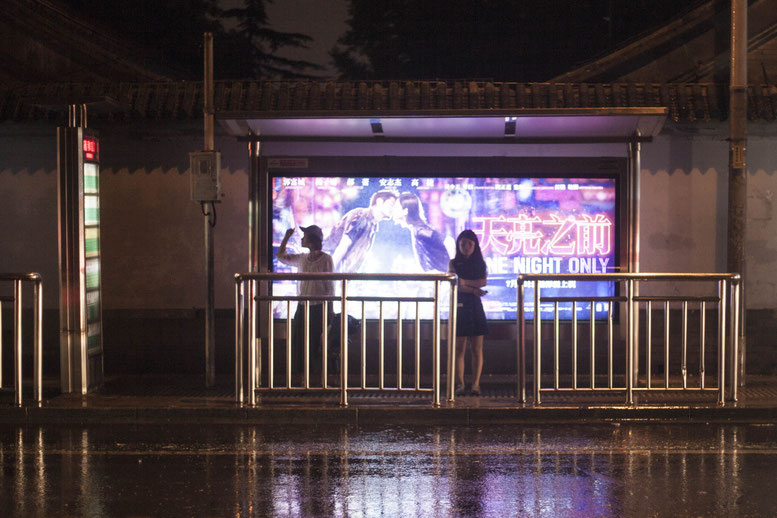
[449, 229, 489, 396]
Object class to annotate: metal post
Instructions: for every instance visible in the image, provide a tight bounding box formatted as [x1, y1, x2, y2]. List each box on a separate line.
[234, 277, 244, 404]
[590, 301, 595, 389]
[628, 140, 641, 385]
[204, 32, 216, 388]
[448, 281, 458, 402]
[396, 301, 402, 390]
[249, 280, 256, 406]
[379, 301, 384, 390]
[268, 295, 274, 389]
[322, 301, 328, 388]
[0, 298, 3, 389]
[433, 280, 440, 407]
[14, 280, 22, 407]
[626, 279, 634, 405]
[34, 279, 42, 403]
[417, 302, 422, 393]
[718, 280, 728, 405]
[340, 280, 348, 407]
[533, 281, 541, 405]
[730, 278, 740, 401]
[517, 279, 525, 403]
[248, 137, 261, 273]
[572, 301, 577, 389]
[728, 0, 747, 388]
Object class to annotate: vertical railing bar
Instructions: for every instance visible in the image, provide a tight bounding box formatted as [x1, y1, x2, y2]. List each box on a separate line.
[379, 301, 385, 390]
[664, 300, 670, 389]
[286, 300, 292, 389]
[533, 281, 541, 405]
[340, 279, 348, 407]
[249, 280, 256, 406]
[304, 300, 310, 389]
[13, 279, 21, 406]
[322, 300, 328, 389]
[717, 280, 727, 406]
[268, 289, 274, 389]
[234, 278, 244, 404]
[0, 298, 3, 389]
[626, 279, 634, 405]
[34, 279, 42, 403]
[553, 301, 559, 390]
[361, 301, 366, 389]
[448, 280, 458, 402]
[572, 301, 578, 390]
[590, 300, 595, 390]
[646, 300, 652, 390]
[681, 300, 688, 389]
[415, 301, 421, 391]
[517, 279, 525, 403]
[608, 300, 613, 390]
[699, 301, 706, 390]
[730, 279, 740, 402]
[433, 280, 440, 407]
[396, 301, 402, 390]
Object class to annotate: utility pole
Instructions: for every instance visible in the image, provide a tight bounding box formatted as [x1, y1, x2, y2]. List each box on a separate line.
[190, 32, 220, 387]
[728, 0, 747, 386]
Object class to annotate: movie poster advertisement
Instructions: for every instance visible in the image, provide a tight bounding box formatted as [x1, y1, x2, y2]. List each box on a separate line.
[272, 175, 617, 320]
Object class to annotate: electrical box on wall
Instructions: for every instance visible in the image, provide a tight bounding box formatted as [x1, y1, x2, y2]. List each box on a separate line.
[190, 151, 221, 201]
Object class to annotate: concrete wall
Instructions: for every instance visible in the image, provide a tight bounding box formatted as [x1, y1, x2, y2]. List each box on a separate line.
[2, 118, 775, 375]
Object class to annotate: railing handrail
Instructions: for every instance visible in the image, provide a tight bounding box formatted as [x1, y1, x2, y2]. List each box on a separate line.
[0, 272, 43, 406]
[235, 272, 458, 407]
[518, 272, 741, 406]
[236, 272, 457, 282]
[518, 272, 741, 282]
[0, 273, 42, 282]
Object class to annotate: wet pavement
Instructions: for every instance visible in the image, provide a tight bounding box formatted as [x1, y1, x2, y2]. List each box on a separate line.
[2, 422, 777, 517]
[4, 374, 777, 425]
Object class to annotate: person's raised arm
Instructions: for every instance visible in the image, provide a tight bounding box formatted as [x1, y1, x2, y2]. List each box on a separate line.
[277, 228, 295, 262]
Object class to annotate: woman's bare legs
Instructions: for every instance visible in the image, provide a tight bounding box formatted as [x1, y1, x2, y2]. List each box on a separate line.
[469, 335, 484, 393]
[456, 337, 468, 389]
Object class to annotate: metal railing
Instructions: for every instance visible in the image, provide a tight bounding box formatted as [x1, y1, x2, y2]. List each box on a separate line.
[517, 273, 741, 405]
[0, 273, 43, 406]
[235, 272, 458, 407]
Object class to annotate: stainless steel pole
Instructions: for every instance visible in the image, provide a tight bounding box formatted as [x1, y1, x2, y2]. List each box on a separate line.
[235, 277, 243, 404]
[14, 280, 22, 407]
[628, 140, 641, 385]
[34, 279, 42, 403]
[728, 0, 747, 388]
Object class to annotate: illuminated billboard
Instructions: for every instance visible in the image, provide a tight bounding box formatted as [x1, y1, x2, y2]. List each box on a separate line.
[271, 174, 618, 320]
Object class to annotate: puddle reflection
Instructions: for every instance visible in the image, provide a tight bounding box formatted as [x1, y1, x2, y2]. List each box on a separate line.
[1, 424, 776, 517]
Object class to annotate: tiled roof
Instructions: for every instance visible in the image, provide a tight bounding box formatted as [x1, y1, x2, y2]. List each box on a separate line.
[3, 80, 777, 124]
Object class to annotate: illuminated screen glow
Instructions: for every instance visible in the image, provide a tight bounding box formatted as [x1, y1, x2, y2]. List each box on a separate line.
[271, 175, 618, 320]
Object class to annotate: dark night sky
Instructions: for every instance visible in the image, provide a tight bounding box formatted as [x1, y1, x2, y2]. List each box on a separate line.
[264, 0, 349, 78]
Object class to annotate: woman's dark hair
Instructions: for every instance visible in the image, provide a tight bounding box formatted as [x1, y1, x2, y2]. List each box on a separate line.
[398, 192, 426, 226]
[452, 229, 486, 277]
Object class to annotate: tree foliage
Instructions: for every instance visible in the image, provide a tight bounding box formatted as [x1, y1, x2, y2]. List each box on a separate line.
[332, 0, 705, 81]
[62, 0, 318, 79]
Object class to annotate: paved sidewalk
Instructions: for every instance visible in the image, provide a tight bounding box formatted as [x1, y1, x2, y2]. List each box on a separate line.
[2, 375, 777, 425]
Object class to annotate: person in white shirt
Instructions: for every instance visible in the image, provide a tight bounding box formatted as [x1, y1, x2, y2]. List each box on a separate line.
[276, 225, 335, 377]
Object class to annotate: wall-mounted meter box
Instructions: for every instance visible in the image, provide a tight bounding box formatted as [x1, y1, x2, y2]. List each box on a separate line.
[190, 151, 221, 201]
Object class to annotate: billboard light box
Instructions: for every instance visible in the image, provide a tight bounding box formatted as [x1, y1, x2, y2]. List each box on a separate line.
[271, 174, 618, 320]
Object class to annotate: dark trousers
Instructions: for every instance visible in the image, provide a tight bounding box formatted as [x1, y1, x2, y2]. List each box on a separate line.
[292, 303, 324, 375]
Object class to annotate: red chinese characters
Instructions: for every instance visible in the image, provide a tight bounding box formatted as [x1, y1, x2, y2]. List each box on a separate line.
[474, 213, 612, 257]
